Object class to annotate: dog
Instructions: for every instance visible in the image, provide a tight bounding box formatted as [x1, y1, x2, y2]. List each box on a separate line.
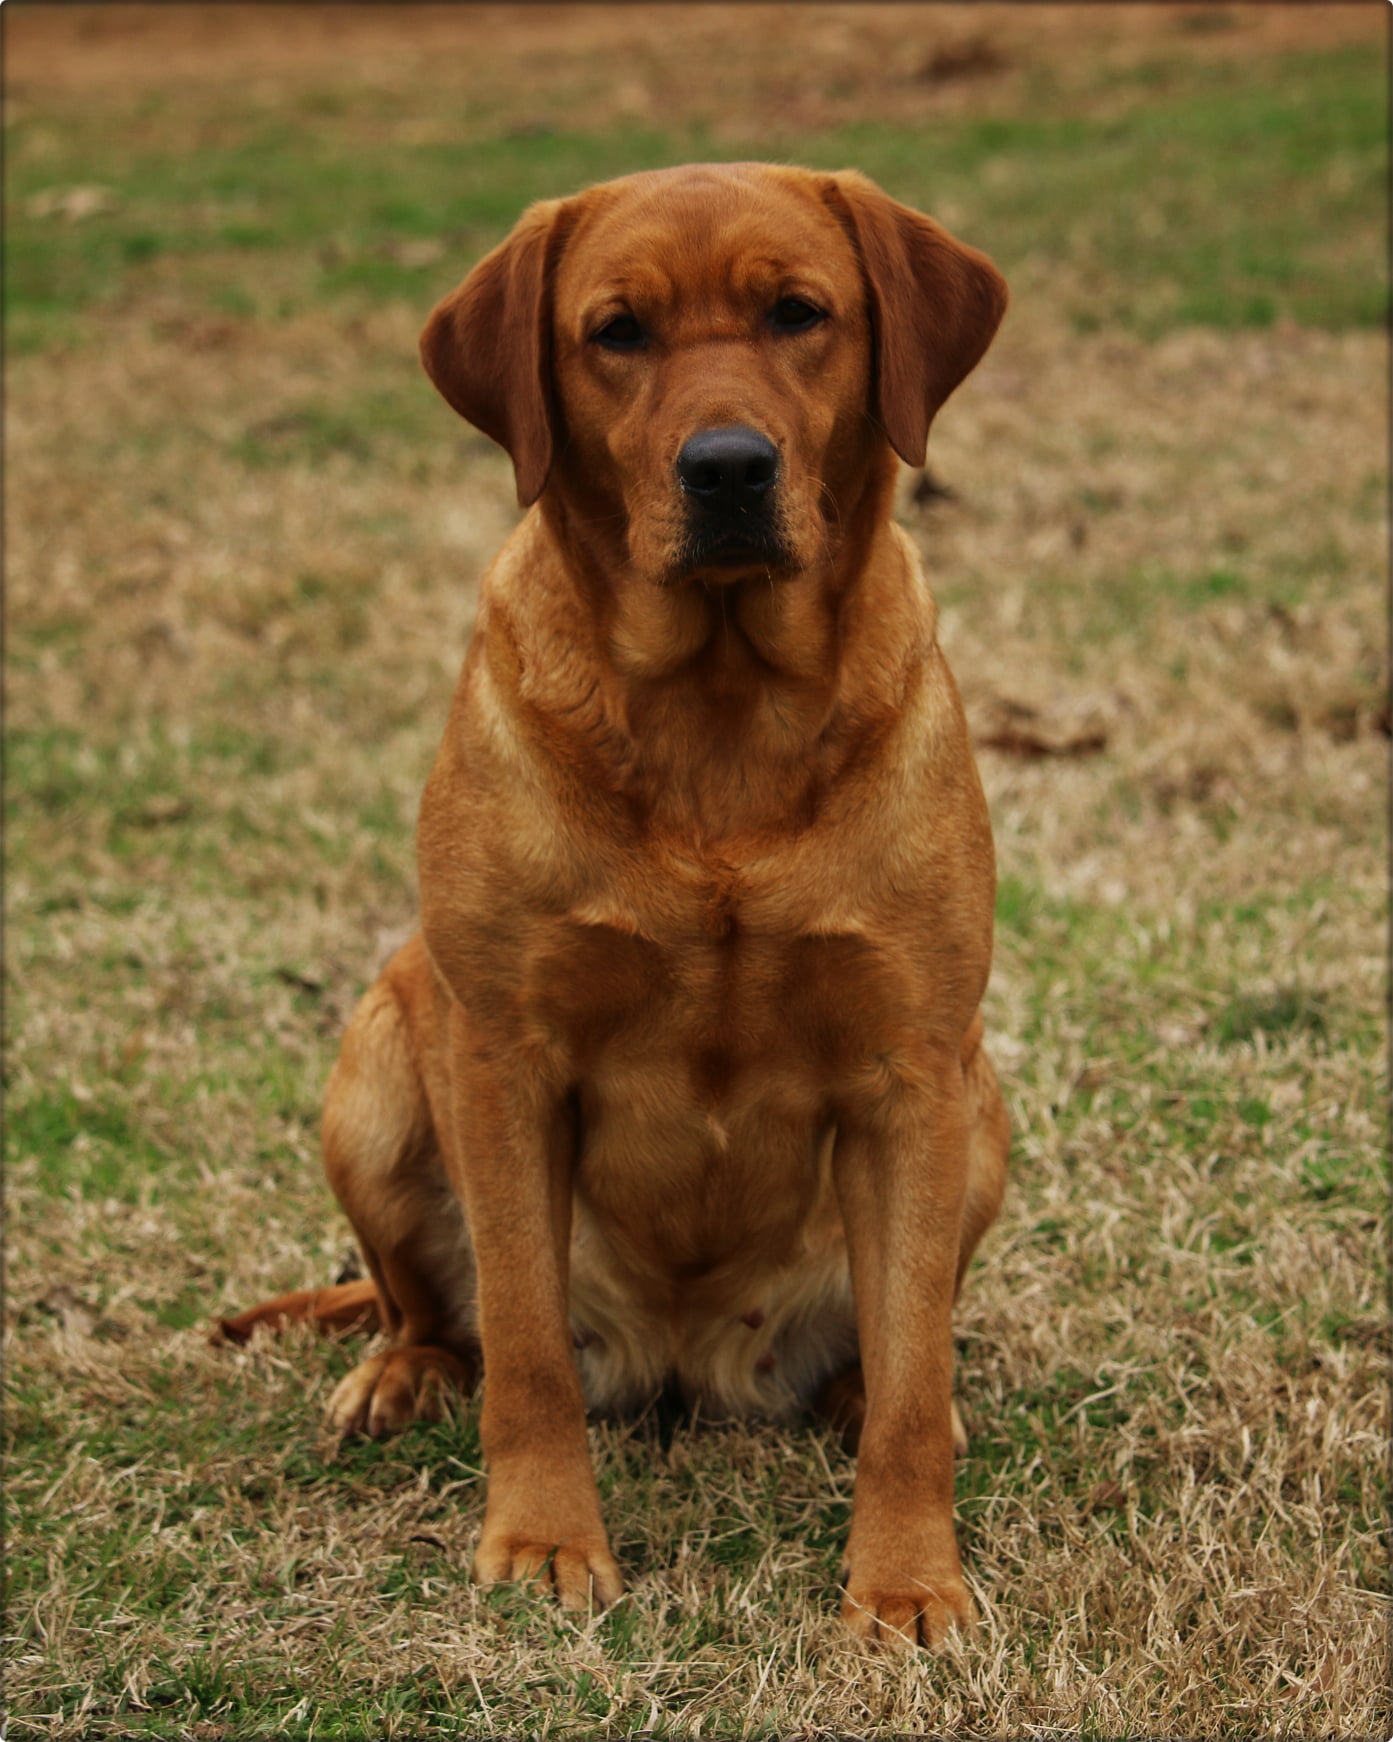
[223, 163, 1010, 1646]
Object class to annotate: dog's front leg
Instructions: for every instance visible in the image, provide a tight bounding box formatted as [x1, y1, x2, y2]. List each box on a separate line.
[447, 1004, 623, 1611]
[834, 1042, 971, 1646]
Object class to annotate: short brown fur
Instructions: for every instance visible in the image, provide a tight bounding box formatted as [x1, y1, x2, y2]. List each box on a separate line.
[232, 164, 1010, 1646]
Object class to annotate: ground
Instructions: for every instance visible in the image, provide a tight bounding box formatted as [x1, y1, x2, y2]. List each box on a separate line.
[5, 4, 1388, 1738]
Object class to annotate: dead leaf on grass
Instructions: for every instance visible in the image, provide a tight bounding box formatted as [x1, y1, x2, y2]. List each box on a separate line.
[1276, 1648, 1360, 1698]
[30, 1283, 95, 1335]
[274, 966, 325, 996]
[1314, 689, 1392, 742]
[26, 183, 120, 221]
[26, 1284, 128, 1341]
[134, 619, 194, 663]
[1252, 675, 1390, 742]
[973, 692, 1118, 759]
[101, 1029, 150, 1075]
[134, 796, 193, 826]
[915, 35, 1009, 85]
[908, 468, 958, 507]
[1152, 761, 1238, 809]
[153, 315, 246, 351]
[378, 238, 445, 268]
[1329, 1317, 1391, 1356]
[1085, 1479, 1126, 1512]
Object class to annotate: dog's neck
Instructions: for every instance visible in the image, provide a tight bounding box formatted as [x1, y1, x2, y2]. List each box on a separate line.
[494, 467, 935, 843]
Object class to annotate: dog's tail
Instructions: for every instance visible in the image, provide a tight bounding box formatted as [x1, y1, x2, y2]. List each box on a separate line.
[214, 1278, 381, 1346]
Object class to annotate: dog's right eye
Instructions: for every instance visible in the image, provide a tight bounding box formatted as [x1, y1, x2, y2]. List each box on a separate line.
[770, 297, 825, 333]
[591, 314, 645, 351]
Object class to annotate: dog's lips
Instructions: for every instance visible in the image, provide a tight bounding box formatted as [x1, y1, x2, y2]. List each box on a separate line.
[669, 552, 799, 587]
[699, 535, 782, 567]
[668, 520, 796, 584]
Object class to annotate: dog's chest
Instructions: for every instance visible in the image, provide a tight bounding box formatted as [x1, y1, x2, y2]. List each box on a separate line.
[523, 853, 901, 1262]
[529, 851, 884, 1079]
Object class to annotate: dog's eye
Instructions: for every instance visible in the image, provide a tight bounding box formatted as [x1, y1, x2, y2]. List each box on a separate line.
[770, 297, 824, 333]
[592, 314, 645, 350]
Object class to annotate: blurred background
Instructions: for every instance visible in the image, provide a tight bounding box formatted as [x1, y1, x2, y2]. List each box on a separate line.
[7, 6, 1388, 1736]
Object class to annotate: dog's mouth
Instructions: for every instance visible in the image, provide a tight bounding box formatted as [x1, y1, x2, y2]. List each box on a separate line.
[665, 521, 797, 586]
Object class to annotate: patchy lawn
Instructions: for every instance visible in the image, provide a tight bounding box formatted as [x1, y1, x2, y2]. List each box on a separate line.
[6, 4, 1387, 1736]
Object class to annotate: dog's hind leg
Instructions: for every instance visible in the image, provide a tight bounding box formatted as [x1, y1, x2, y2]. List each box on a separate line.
[320, 962, 481, 1438]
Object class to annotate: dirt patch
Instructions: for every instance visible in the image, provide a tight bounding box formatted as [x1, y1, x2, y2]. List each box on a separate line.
[7, 3, 1382, 134]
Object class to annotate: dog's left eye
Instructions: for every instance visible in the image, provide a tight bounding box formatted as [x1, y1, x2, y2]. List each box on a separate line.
[770, 297, 824, 333]
[592, 314, 645, 350]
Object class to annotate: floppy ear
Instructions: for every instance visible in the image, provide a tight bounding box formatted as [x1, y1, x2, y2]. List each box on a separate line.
[419, 198, 568, 507]
[824, 171, 1008, 467]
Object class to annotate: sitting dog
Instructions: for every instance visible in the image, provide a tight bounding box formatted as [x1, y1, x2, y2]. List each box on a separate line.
[225, 163, 1010, 1645]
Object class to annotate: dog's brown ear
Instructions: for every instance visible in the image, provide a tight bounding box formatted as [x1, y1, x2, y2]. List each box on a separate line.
[825, 171, 1008, 467]
[419, 198, 567, 507]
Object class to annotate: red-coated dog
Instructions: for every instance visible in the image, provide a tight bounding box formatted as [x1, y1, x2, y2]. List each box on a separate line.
[225, 163, 1009, 1644]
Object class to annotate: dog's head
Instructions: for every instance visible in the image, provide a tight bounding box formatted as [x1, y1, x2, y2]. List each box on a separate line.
[421, 164, 1006, 589]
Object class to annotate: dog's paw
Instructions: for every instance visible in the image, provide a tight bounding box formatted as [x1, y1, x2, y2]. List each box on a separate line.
[840, 1568, 971, 1647]
[474, 1526, 625, 1612]
[327, 1345, 476, 1438]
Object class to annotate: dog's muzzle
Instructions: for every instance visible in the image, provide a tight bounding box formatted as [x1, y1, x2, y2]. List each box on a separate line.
[673, 425, 791, 575]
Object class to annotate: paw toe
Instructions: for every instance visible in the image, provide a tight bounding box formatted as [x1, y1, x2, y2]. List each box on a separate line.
[327, 1356, 384, 1436]
[474, 1532, 624, 1611]
[841, 1576, 970, 1649]
[327, 1347, 474, 1438]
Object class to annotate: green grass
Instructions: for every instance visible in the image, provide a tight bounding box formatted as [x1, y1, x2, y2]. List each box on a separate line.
[7, 45, 1384, 354]
[814, 44, 1386, 334]
[1211, 987, 1330, 1048]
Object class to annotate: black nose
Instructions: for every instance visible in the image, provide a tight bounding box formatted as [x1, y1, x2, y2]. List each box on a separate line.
[676, 426, 779, 511]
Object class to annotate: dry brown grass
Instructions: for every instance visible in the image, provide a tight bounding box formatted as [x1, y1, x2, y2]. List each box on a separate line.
[10, 3, 1381, 122]
[6, 6, 1388, 1737]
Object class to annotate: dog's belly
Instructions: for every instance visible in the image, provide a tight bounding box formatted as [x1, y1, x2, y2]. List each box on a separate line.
[527, 907, 899, 1416]
[564, 1033, 857, 1420]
